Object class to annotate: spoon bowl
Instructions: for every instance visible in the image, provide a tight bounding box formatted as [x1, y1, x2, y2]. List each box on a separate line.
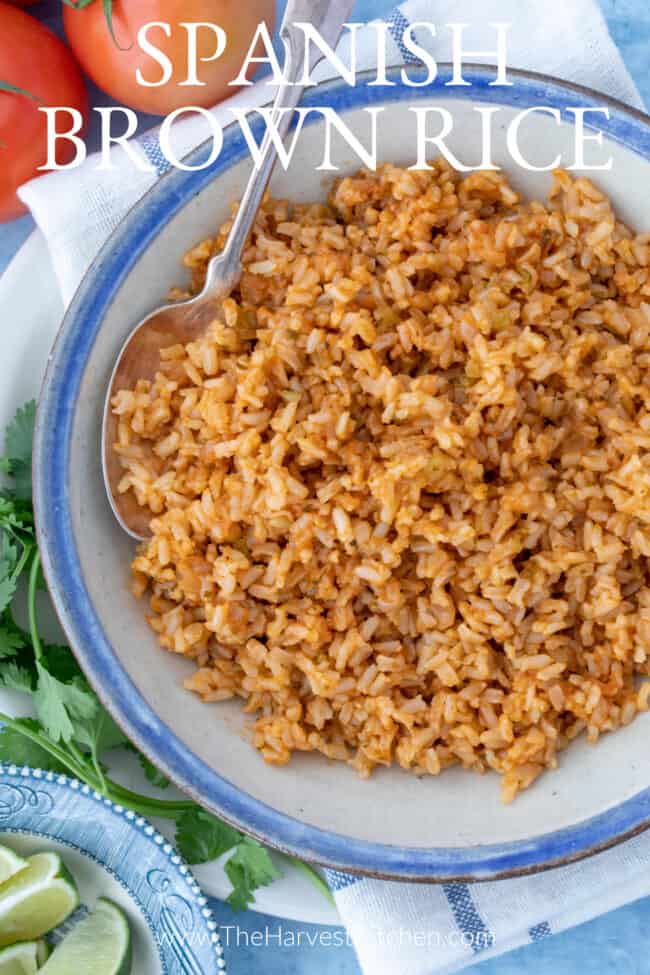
[102, 292, 227, 540]
[101, 0, 354, 540]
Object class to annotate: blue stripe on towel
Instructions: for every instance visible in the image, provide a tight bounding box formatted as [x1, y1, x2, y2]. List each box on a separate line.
[386, 8, 422, 65]
[139, 135, 172, 176]
[529, 921, 552, 942]
[443, 884, 494, 953]
[324, 869, 362, 892]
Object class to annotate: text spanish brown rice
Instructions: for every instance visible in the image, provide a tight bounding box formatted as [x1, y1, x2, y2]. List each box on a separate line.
[112, 162, 650, 802]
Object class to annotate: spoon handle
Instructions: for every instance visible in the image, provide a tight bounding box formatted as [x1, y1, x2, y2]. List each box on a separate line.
[203, 0, 355, 296]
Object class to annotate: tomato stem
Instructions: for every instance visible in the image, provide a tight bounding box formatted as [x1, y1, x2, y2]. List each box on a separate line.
[0, 80, 39, 102]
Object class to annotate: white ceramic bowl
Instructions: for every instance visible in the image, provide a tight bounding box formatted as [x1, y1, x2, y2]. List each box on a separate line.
[34, 67, 650, 881]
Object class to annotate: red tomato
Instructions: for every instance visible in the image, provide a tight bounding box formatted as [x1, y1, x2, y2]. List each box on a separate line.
[64, 0, 276, 116]
[0, 4, 88, 222]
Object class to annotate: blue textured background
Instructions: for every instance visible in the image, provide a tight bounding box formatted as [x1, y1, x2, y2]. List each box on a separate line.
[1, 1, 650, 972]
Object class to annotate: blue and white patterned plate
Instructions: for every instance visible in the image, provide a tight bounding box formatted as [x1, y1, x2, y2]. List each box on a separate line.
[0, 764, 226, 974]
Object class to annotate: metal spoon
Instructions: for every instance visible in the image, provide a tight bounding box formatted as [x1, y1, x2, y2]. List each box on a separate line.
[102, 0, 354, 540]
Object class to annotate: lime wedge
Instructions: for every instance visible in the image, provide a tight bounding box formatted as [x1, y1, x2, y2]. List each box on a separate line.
[0, 854, 79, 947]
[0, 938, 49, 974]
[35, 942, 49, 965]
[0, 853, 59, 893]
[40, 899, 131, 975]
[0, 941, 40, 975]
[0, 845, 28, 887]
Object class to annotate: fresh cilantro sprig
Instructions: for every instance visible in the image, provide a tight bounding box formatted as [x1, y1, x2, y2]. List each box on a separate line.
[0, 402, 332, 911]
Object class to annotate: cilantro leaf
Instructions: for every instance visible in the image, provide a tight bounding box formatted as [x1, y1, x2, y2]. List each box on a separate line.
[0, 577, 16, 616]
[175, 809, 243, 864]
[224, 880, 254, 912]
[0, 662, 33, 693]
[3, 401, 35, 466]
[128, 746, 170, 789]
[176, 810, 281, 910]
[6, 462, 31, 503]
[74, 706, 127, 755]
[0, 401, 36, 500]
[0, 719, 67, 772]
[0, 494, 34, 533]
[225, 840, 281, 911]
[36, 647, 126, 755]
[0, 611, 26, 659]
[42, 644, 85, 683]
[0, 495, 28, 521]
[0, 532, 18, 615]
[0, 532, 17, 571]
[33, 662, 98, 743]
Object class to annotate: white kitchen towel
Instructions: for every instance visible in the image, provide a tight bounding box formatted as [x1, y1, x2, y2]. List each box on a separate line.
[17, 3, 648, 975]
[324, 828, 650, 975]
[19, 0, 641, 303]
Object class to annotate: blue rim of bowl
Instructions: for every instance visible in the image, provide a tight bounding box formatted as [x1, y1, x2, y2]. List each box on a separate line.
[0, 764, 226, 971]
[34, 65, 650, 882]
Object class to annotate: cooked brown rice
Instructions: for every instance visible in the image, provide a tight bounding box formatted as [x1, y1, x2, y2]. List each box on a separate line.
[112, 162, 650, 802]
